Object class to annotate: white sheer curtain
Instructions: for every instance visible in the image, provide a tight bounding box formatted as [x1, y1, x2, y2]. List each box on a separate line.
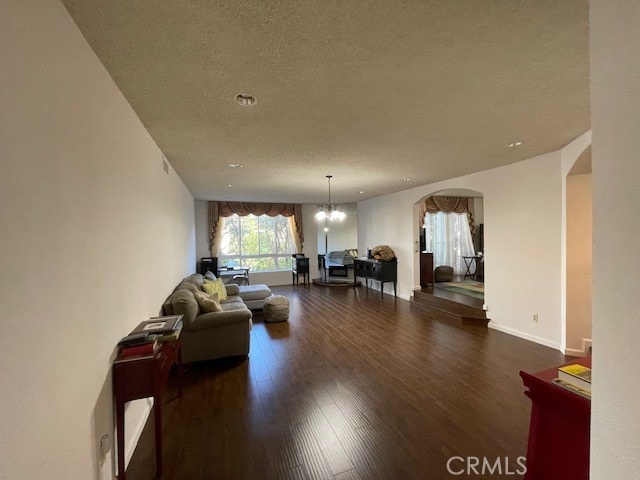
[424, 212, 475, 275]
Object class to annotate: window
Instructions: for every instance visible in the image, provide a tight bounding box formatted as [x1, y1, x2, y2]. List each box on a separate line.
[424, 212, 475, 274]
[219, 214, 295, 271]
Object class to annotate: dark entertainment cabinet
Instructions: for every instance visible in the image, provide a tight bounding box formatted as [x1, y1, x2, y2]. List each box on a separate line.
[354, 258, 397, 299]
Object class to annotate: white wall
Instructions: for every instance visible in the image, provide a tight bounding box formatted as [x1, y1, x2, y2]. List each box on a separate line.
[195, 199, 210, 261]
[474, 197, 484, 225]
[359, 148, 574, 350]
[590, 1, 640, 477]
[0, 2, 195, 479]
[565, 174, 592, 353]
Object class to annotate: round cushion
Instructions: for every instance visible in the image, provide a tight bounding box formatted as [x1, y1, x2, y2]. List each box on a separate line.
[434, 265, 454, 282]
[264, 295, 289, 323]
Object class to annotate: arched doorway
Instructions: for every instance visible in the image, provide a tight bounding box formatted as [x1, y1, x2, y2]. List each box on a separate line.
[413, 189, 485, 319]
[565, 146, 592, 355]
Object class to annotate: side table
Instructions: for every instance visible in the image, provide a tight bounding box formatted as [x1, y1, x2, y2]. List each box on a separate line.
[519, 357, 591, 480]
[462, 255, 482, 279]
[113, 336, 182, 480]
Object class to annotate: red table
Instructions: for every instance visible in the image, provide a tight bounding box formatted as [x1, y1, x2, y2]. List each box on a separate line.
[519, 357, 591, 480]
[113, 337, 182, 479]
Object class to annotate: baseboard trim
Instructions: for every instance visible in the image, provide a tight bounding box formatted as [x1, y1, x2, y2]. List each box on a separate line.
[565, 338, 592, 357]
[488, 322, 562, 351]
[564, 347, 585, 357]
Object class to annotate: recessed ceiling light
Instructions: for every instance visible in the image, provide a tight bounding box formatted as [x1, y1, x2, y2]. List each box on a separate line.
[403, 177, 412, 181]
[228, 163, 243, 168]
[235, 94, 256, 106]
[359, 191, 364, 194]
[507, 140, 524, 147]
[227, 184, 234, 187]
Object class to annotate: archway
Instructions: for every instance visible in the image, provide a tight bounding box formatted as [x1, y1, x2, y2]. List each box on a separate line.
[413, 189, 484, 300]
[565, 145, 592, 356]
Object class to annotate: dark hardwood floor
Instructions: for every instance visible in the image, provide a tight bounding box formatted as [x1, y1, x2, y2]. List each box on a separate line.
[126, 285, 567, 480]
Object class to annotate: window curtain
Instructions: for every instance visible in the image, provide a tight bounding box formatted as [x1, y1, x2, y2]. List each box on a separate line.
[424, 212, 475, 274]
[418, 196, 475, 237]
[209, 201, 304, 255]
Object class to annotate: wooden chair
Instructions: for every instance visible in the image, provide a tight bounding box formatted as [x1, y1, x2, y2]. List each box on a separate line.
[232, 267, 250, 285]
[292, 257, 310, 285]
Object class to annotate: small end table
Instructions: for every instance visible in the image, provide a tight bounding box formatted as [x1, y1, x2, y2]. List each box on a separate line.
[113, 335, 182, 479]
[462, 255, 482, 279]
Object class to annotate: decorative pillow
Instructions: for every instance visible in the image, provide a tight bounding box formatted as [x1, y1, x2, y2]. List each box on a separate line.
[194, 291, 222, 313]
[171, 289, 199, 328]
[214, 278, 228, 301]
[201, 278, 227, 301]
[201, 281, 216, 295]
[204, 271, 217, 281]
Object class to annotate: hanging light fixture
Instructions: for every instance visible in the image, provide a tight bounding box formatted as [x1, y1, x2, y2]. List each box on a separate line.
[315, 175, 346, 222]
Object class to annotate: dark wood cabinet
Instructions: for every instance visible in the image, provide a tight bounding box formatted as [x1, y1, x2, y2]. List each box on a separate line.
[198, 257, 217, 275]
[420, 252, 434, 287]
[354, 258, 397, 299]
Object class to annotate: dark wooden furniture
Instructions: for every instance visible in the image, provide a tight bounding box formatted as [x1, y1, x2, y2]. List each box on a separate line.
[419, 252, 434, 287]
[292, 256, 310, 285]
[461, 255, 482, 279]
[198, 257, 217, 276]
[519, 357, 591, 480]
[113, 337, 182, 480]
[354, 258, 397, 299]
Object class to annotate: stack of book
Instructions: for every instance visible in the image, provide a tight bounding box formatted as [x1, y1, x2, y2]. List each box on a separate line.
[117, 332, 160, 361]
[116, 315, 183, 362]
[553, 364, 591, 399]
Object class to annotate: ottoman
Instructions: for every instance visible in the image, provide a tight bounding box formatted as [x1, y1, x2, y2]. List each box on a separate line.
[237, 284, 272, 310]
[434, 265, 454, 282]
[264, 295, 289, 323]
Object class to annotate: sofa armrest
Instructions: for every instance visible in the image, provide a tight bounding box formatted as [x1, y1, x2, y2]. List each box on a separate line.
[186, 309, 251, 331]
[225, 284, 240, 296]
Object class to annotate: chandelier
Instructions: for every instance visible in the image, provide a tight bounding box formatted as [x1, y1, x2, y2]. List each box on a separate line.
[315, 175, 346, 222]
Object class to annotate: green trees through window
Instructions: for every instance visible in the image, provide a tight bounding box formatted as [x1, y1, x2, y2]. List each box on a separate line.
[219, 214, 295, 271]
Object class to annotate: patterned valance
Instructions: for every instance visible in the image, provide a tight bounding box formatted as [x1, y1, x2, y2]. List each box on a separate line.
[419, 196, 475, 236]
[209, 201, 304, 254]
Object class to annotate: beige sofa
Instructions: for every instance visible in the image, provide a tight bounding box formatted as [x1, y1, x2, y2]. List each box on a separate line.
[162, 272, 252, 364]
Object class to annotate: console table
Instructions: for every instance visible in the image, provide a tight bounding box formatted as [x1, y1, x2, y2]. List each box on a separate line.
[354, 258, 397, 299]
[519, 357, 591, 480]
[113, 336, 182, 480]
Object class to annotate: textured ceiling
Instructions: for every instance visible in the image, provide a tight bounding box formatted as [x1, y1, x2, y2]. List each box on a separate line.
[61, 0, 590, 204]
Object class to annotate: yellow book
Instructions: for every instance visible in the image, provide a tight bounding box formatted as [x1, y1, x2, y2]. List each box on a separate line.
[558, 364, 591, 392]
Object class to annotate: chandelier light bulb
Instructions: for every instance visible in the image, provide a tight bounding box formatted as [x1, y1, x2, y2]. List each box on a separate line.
[329, 209, 346, 221]
[316, 175, 347, 223]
